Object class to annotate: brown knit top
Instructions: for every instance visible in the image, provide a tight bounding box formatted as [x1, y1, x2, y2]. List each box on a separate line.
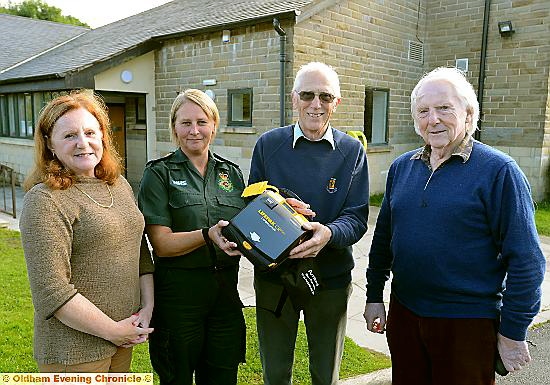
[20, 175, 154, 365]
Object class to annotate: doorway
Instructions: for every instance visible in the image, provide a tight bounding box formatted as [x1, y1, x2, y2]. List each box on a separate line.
[105, 96, 148, 195]
[107, 104, 126, 169]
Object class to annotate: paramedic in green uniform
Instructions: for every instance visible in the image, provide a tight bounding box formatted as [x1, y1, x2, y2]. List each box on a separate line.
[138, 89, 246, 385]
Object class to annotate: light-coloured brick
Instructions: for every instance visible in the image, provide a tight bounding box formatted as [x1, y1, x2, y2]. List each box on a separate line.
[0, 1, 507, 200]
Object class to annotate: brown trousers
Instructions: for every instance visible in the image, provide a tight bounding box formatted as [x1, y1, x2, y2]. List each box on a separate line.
[38, 346, 133, 373]
[387, 296, 497, 385]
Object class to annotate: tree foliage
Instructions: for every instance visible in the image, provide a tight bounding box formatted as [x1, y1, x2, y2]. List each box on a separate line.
[0, 0, 89, 27]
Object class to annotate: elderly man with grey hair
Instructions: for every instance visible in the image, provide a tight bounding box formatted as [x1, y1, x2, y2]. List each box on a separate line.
[249, 61, 370, 385]
[364, 67, 546, 385]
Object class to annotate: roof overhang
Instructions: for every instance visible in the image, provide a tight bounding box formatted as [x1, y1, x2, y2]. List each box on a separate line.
[0, 39, 160, 93]
[151, 11, 297, 42]
[0, 9, 299, 94]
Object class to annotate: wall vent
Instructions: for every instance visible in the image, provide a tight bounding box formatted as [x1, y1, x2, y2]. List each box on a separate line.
[408, 41, 424, 63]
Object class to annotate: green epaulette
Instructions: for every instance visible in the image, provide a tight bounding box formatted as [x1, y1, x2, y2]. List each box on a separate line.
[145, 151, 175, 167]
[213, 152, 241, 169]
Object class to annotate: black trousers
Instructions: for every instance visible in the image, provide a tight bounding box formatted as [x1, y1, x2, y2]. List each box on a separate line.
[149, 265, 246, 385]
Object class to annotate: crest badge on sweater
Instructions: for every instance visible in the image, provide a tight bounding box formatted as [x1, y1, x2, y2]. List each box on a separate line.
[326, 178, 337, 193]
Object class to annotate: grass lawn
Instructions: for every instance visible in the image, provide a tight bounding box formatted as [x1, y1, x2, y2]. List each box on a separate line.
[535, 201, 550, 237]
[0, 228, 36, 372]
[0, 228, 390, 384]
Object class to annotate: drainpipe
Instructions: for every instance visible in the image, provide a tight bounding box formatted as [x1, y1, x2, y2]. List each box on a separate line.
[476, 0, 491, 141]
[273, 18, 287, 127]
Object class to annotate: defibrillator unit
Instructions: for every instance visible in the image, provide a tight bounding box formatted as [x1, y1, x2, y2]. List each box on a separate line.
[222, 182, 312, 271]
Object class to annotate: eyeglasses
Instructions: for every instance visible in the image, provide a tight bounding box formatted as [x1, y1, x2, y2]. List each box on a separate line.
[297, 91, 336, 103]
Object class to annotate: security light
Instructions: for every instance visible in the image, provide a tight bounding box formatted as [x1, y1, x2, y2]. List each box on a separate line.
[498, 21, 515, 37]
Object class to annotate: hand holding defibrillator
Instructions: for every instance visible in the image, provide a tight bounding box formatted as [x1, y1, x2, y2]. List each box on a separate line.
[206, 220, 242, 257]
[284, 198, 330, 259]
[221, 182, 314, 271]
[288, 222, 332, 259]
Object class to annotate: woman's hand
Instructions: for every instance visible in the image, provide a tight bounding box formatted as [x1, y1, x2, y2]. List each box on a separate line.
[54, 293, 153, 348]
[119, 309, 154, 348]
[133, 305, 153, 329]
[208, 220, 242, 257]
[113, 314, 154, 348]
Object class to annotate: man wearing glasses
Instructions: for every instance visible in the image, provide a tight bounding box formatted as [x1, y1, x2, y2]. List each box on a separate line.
[249, 61, 370, 385]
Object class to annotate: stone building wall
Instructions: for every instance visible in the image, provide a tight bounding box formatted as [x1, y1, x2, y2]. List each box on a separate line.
[154, 19, 295, 180]
[153, 0, 549, 198]
[424, 0, 550, 200]
[292, 0, 427, 193]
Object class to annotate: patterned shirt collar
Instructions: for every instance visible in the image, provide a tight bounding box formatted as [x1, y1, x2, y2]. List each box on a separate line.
[293, 122, 335, 150]
[410, 135, 474, 165]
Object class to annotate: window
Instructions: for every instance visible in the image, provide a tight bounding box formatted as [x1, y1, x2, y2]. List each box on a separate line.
[136, 96, 146, 123]
[16, 94, 27, 137]
[7, 95, 16, 137]
[16, 93, 34, 137]
[0, 91, 66, 139]
[228, 88, 252, 126]
[364, 88, 389, 145]
[0, 95, 8, 136]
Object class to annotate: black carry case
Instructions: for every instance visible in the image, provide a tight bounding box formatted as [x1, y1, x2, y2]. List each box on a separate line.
[222, 186, 312, 271]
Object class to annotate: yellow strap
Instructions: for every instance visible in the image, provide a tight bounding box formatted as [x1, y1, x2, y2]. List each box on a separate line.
[241, 181, 279, 197]
[346, 130, 368, 149]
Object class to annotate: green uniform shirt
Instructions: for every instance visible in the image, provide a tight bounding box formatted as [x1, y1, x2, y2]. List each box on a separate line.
[138, 148, 245, 269]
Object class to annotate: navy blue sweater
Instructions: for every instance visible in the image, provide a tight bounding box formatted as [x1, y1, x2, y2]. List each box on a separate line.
[366, 140, 546, 340]
[249, 125, 370, 286]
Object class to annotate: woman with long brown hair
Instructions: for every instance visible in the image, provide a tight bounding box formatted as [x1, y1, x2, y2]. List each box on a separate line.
[20, 91, 154, 372]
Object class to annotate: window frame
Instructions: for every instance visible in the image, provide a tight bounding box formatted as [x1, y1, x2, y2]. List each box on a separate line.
[0, 91, 67, 139]
[136, 96, 147, 124]
[227, 88, 253, 127]
[364, 87, 389, 145]
[0, 95, 8, 137]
